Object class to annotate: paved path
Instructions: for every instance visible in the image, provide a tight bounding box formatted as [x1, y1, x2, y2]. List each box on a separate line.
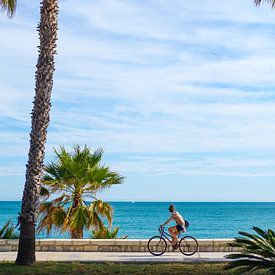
[0, 252, 231, 263]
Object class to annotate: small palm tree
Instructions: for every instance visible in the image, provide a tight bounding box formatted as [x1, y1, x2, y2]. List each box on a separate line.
[37, 145, 124, 239]
[225, 227, 275, 274]
[254, 0, 275, 7]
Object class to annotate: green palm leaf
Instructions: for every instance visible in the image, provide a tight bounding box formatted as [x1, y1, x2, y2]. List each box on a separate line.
[111, 226, 120, 238]
[0, 220, 18, 239]
[52, 208, 66, 227]
[0, 220, 11, 237]
[40, 186, 50, 200]
[92, 226, 126, 239]
[68, 206, 89, 231]
[225, 227, 275, 273]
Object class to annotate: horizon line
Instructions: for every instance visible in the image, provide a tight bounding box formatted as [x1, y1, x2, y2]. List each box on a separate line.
[0, 200, 274, 203]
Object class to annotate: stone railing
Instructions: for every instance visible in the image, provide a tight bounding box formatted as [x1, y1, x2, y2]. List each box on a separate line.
[0, 239, 240, 252]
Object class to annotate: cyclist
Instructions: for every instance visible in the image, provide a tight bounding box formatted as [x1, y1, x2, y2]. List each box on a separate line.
[160, 204, 186, 249]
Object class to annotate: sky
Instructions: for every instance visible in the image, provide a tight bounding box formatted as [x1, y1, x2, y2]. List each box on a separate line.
[1, 0, 275, 201]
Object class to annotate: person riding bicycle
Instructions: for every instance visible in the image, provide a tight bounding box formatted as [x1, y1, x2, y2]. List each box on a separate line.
[160, 204, 186, 249]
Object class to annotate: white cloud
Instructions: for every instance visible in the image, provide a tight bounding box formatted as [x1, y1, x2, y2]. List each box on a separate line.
[1, 0, 275, 179]
[110, 153, 275, 177]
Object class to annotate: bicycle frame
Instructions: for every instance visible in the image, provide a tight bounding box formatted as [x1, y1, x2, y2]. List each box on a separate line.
[159, 227, 182, 243]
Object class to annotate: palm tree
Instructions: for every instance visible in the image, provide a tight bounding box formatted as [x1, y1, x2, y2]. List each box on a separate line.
[255, 0, 275, 7]
[2, 0, 58, 265]
[225, 227, 275, 273]
[37, 145, 124, 239]
[13, 0, 58, 266]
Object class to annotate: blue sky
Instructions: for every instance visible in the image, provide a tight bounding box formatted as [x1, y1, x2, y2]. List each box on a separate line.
[1, 0, 275, 201]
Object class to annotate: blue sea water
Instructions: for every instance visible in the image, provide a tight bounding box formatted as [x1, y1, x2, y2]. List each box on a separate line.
[0, 201, 274, 239]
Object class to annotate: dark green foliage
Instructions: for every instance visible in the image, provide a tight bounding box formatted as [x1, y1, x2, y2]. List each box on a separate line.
[225, 227, 275, 274]
[0, 220, 18, 239]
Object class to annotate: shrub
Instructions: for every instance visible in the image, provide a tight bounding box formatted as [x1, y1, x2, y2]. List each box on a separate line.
[225, 227, 275, 274]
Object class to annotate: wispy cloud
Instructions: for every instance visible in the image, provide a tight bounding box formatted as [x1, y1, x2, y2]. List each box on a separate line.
[1, 0, 275, 182]
[110, 153, 275, 177]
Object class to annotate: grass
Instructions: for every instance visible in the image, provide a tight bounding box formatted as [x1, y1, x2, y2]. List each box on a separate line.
[0, 262, 242, 275]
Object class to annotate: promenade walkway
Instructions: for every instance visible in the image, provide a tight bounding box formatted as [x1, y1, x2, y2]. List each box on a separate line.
[0, 252, 231, 263]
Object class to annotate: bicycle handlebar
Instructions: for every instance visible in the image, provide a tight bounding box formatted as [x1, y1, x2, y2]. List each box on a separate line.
[159, 226, 165, 233]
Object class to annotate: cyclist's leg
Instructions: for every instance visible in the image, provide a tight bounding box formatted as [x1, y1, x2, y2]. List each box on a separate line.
[168, 226, 179, 245]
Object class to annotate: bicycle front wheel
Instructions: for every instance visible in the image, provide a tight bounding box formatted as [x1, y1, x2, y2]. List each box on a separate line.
[179, 236, 198, 256]
[147, 236, 167, 256]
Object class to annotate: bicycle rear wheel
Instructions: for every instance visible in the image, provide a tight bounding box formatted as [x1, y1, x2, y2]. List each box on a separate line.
[179, 236, 198, 256]
[147, 236, 167, 256]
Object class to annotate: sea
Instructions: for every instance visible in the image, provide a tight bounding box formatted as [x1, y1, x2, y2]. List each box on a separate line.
[0, 201, 274, 239]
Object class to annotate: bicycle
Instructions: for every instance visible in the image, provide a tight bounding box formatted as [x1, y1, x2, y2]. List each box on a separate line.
[147, 227, 198, 256]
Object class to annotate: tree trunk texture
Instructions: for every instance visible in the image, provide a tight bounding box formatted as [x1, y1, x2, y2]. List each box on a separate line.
[16, 0, 58, 265]
[71, 230, 84, 239]
[71, 196, 83, 239]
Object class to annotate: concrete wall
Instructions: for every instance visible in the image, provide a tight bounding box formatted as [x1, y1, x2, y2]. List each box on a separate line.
[0, 239, 240, 252]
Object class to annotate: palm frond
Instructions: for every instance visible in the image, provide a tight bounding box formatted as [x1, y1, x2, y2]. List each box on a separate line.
[89, 200, 113, 227]
[0, 220, 18, 239]
[92, 226, 126, 239]
[88, 147, 104, 168]
[0, 0, 17, 18]
[84, 166, 124, 193]
[92, 211, 104, 230]
[255, 0, 275, 7]
[111, 226, 120, 238]
[52, 208, 66, 227]
[37, 202, 55, 234]
[0, 220, 11, 237]
[40, 186, 50, 200]
[37, 199, 67, 234]
[68, 206, 89, 231]
[225, 227, 275, 273]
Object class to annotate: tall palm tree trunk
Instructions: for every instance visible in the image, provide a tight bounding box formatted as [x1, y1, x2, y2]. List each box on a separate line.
[71, 230, 84, 239]
[16, 0, 58, 265]
[70, 196, 84, 239]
